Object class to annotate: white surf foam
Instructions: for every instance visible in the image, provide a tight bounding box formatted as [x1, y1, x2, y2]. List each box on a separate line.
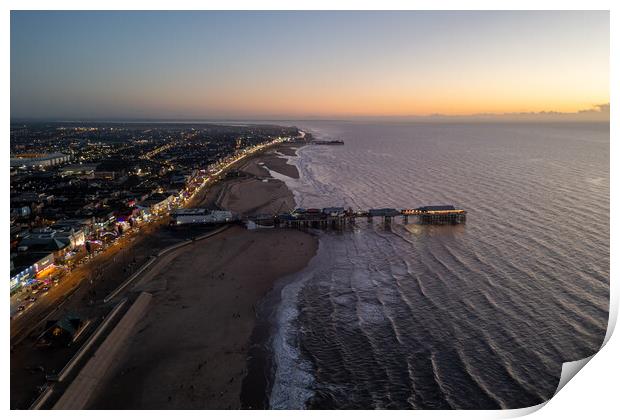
[269, 267, 317, 409]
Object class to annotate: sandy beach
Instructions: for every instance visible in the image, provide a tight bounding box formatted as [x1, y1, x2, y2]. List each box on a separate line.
[87, 144, 317, 409]
[186, 146, 299, 215]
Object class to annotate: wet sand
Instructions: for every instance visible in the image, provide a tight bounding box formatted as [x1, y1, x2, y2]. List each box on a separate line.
[189, 147, 300, 216]
[259, 148, 300, 179]
[87, 145, 317, 409]
[212, 149, 299, 216]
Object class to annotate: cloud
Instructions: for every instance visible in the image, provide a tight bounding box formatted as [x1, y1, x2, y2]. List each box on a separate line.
[578, 103, 609, 115]
[429, 103, 610, 122]
[352, 104, 610, 123]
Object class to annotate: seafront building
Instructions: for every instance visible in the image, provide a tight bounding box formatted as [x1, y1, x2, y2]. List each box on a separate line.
[10, 152, 71, 168]
[171, 208, 234, 225]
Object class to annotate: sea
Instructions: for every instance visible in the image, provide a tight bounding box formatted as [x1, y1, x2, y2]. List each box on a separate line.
[245, 121, 610, 410]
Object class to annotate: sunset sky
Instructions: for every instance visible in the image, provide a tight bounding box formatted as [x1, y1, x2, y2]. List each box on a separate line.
[10, 11, 609, 120]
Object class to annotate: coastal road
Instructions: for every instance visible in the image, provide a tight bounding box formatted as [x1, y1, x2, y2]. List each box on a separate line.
[10, 217, 212, 409]
[10, 218, 168, 345]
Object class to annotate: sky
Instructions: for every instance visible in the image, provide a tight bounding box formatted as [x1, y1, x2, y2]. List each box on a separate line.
[10, 11, 610, 121]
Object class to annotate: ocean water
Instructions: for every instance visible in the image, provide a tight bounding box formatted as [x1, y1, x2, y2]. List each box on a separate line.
[266, 121, 609, 409]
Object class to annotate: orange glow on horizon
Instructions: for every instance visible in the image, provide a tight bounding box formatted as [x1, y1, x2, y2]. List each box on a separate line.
[116, 77, 608, 119]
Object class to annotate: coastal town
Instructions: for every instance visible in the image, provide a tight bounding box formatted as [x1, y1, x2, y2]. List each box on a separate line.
[10, 121, 314, 409]
[10, 125, 297, 296]
[10, 123, 299, 311]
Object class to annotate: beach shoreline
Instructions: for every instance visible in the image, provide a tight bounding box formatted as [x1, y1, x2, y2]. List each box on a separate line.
[86, 143, 318, 409]
[240, 248, 317, 409]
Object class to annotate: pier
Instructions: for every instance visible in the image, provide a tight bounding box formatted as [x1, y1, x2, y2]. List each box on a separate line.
[310, 140, 345, 145]
[170, 205, 466, 229]
[246, 205, 466, 229]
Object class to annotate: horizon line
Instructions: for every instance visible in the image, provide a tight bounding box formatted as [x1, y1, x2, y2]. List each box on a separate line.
[10, 103, 610, 124]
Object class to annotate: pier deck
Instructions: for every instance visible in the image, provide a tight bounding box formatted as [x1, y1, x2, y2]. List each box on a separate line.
[247, 205, 467, 229]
